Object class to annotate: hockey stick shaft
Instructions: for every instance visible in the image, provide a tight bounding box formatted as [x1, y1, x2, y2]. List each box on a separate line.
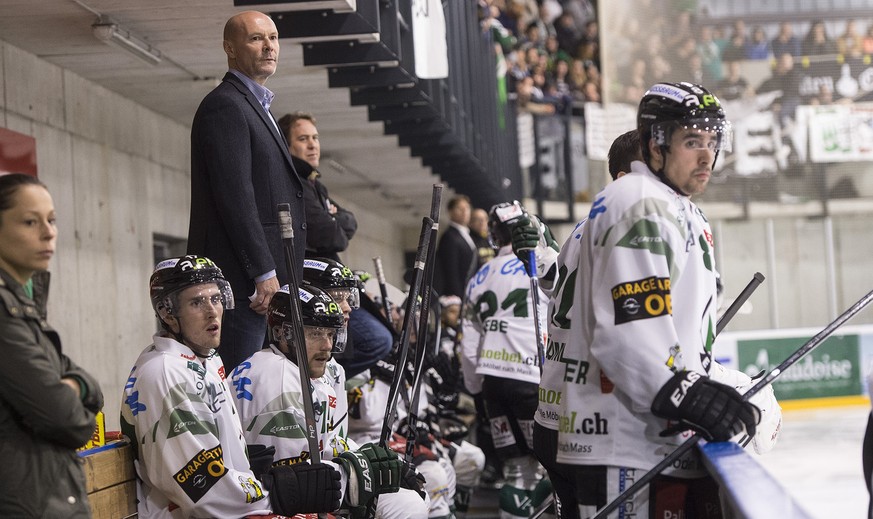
[373, 256, 393, 321]
[406, 184, 443, 462]
[528, 250, 546, 375]
[277, 204, 321, 464]
[532, 272, 765, 519]
[379, 217, 433, 446]
[590, 286, 873, 519]
[716, 272, 765, 335]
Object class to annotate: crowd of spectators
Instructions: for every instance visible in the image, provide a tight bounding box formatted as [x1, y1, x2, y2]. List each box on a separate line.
[479, 0, 602, 114]
[485, 0, 873, 115]
[610, 13, 873, 107]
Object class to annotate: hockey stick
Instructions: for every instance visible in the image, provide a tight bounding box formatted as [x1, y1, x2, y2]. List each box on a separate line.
[405, 184, 442, 462]
[277, 204, 321, 465]
[372, 256, 393, 322]
[378, 216, 433, 447]
[530, 272, 765, 519]
[590, 285, 873, 519]
[528, 250, 546, 374]
[717, 272, 765, 335]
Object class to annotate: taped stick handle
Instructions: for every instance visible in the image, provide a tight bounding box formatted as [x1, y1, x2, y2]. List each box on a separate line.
[716, 272, 765, 335]
[373, 256, 392, 320]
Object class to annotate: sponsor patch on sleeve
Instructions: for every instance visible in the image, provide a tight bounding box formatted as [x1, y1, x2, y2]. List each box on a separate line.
[611, 277, 671, 325]
[173, 445, 227, 503]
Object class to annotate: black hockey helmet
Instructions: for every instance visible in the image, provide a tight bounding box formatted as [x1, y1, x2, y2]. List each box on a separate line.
[149, 255, 234, 317]
[267, 282, 347, 352]
[488, 200, 527, 248]
[637, 82, 732, 167]
[303, 257, 360, 309]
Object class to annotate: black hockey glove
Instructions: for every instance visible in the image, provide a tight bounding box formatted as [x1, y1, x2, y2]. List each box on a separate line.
[262, 462, 342, 515]
[651, 371, 760, 442]
[400, 460, 428, 500]
[335, 443, 402, 507]
[371, 357, 396, 385]
[246, 444, 276, 480]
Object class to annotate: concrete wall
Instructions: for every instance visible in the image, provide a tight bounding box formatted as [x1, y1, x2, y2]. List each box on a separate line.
[0, 41, 411, 430]
[0, 42, 190, 430]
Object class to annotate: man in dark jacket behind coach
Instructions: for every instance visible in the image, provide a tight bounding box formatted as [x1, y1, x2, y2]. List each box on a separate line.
[279, 112, 357, 262]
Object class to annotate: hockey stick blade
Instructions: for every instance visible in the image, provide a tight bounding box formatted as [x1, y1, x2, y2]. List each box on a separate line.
[590, 287, 873, 519]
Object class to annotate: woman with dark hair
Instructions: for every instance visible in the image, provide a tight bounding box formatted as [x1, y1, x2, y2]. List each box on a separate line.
[0, 173, 103, 518]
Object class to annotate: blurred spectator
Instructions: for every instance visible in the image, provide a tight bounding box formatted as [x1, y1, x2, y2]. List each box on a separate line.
[837, 20, 863, 58]
[771, 21, 802, 58]
[580, 79, 601, 103]
[698, 25, 723, 81]
[544, 35, 573, 70]
[507, 0, 539, 37]
[622, 57, 649, 103]
[568, 59, 588, 99]
[717, 60, 752, 101]
[757, 52, 802, 125]
[746, 26, 771, 60]
[863, 24, 873, 55]
[666, 10, 695, 50]
[722, 30, 748, 62]
[522, 21, 546, 49]
[517, 75, 557, 114]
[469, 208, 496, 268]
[554, 12, 581, 54]
[551, 58, 575, 97]
[435, 195, 476, 298]
[803, 20, 837, 57]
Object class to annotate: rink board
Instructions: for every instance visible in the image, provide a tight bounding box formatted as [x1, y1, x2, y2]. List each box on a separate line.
[699, 442, 815, 519]
[714, 324, 873, 403]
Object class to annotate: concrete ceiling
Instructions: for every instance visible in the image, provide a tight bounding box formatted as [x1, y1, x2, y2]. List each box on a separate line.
[0, 0, 443, 222]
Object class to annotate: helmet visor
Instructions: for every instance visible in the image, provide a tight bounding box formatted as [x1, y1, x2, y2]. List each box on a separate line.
[652, 118, 733, 153]
[327, 287, 360, 310]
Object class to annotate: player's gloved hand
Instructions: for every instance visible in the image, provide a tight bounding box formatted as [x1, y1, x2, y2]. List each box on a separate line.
[335, 443, 402, 508]
[510, 215, 541, 260]
[651, 370, 760, 442]
[399, 460, 428, 500]
[246, 444, 276, 480]
[262, 462, 342, 515]
[370, 357, 396, 385]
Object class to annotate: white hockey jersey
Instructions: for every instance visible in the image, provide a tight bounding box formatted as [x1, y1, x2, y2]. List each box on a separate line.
[230, 346, 353, 469]
[120, 335, 271, 519]
[534, 218, 587, 431]
[550, 162, 719, 475]
[460, 246, 548, 390]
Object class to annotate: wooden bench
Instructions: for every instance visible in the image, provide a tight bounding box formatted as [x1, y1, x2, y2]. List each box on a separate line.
[81, 441, 137, 519]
